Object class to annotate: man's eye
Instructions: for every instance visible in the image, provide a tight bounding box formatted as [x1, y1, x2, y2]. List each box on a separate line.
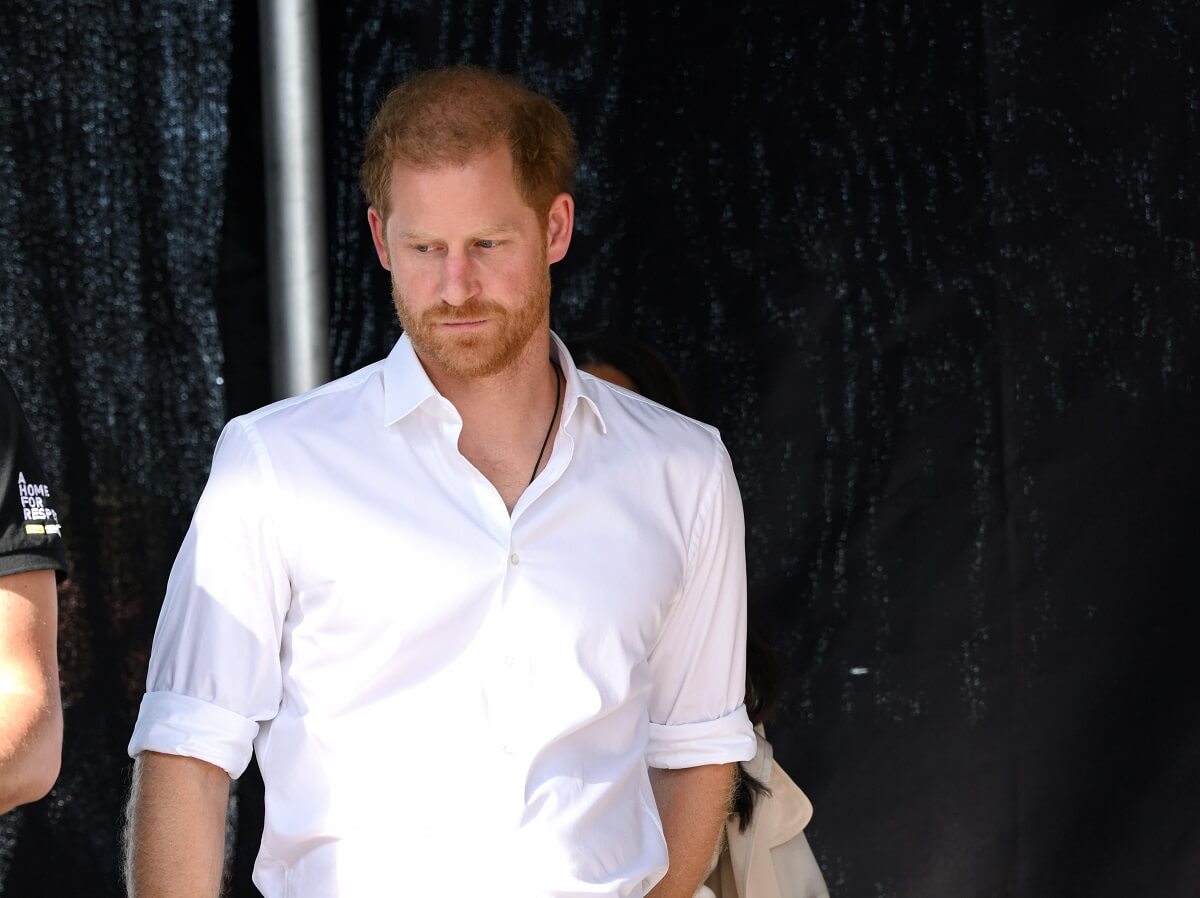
[414, 244, 431, 253]
[477, 240, 497, 249]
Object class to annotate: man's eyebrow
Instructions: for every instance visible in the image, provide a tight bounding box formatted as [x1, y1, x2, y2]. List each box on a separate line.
[397, 223, 521, 241]
[473, 223, 520, 237]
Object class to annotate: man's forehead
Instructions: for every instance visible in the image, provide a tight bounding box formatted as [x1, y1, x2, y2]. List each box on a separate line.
[383, 146, 538, 231]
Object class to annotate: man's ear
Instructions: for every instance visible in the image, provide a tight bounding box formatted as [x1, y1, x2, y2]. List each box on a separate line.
[545, 193, 575, 265]
[367, 207, 392, 271]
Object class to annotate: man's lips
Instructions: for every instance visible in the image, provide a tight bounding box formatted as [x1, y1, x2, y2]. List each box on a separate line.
[439, 319, 488, 329]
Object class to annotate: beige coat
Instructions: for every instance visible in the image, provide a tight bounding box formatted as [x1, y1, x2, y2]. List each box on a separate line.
[701, 734, 829, 898]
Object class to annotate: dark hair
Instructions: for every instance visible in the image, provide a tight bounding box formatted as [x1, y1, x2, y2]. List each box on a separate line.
[566, 331, 781, 830]
[731, 626, 781, 830]
[566, 333, 692, 416]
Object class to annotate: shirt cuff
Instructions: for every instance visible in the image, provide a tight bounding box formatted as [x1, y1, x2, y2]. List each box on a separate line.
[646, 704, 757, 769]
[128, 691, 260, 779]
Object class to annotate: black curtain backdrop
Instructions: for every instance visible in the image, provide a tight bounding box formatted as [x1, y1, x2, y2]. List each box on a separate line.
[0, 2, 233, 894]
[1, 2, 1198, 897]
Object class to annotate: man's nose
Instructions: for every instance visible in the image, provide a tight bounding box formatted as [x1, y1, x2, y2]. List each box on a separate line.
[439, 249, 480, 306]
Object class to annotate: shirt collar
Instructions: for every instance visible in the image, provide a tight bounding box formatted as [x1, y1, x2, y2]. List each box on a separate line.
[552, 331, 607, 436]
[381, 330, 608, 435]
[382, 332, 442, 426]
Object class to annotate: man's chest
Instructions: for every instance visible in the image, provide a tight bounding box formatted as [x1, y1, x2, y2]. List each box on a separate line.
[273, 456, 689, 704]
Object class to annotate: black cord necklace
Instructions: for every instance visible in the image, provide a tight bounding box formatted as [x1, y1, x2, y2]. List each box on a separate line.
[528, 359, 562, 485]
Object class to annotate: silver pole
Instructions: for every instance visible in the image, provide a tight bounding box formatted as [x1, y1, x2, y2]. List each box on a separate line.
[259, 0, 329, 398]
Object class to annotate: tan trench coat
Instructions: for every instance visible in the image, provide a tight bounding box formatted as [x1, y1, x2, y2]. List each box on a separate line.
[700, 733, 829, 898]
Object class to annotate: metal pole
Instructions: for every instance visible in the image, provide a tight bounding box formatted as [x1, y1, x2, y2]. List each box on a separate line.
[259, 0, 329, 398]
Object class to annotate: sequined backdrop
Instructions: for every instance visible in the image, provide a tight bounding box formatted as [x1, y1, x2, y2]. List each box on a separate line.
[0, 1, 233, 893]
[323, 5, 1200, 893]
[2, 2, 1199, 896]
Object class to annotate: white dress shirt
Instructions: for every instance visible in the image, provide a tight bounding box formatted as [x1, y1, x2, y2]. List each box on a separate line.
[129, 332, 756, 897]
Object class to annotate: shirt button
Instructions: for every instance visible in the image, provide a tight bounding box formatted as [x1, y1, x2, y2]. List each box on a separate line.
[509, 552, 520, 565]
[502, 744, 514, 755]
[504, 655, 516, 668]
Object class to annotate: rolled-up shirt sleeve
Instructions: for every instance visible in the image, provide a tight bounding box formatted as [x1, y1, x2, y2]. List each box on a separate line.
[645, 439, 756, 769]
[128, 418, 291, 778]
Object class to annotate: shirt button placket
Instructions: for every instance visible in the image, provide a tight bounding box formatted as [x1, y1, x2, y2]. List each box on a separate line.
[498, 539, 521, 762]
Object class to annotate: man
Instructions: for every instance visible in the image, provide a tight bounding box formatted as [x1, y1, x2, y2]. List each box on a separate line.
[125, 66, 754, 897]
[0, 368, 65, 814]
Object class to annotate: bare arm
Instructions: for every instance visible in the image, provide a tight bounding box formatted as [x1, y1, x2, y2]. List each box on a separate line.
[0, 569, 62, 813]
[124, 751, 231, 898]
[647, 762, 735, 898]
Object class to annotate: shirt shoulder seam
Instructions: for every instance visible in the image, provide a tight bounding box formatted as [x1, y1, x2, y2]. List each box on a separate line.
[227, 417, 293, 585]
[684, 436, 727, 577]
[239, 362, 385, 428]
[646, 436, 727, 660]
[576, 372, 721, 439]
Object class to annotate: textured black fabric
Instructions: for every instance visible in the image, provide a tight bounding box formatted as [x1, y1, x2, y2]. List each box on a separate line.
[0, 2, 233, 893]
[323, 4, 1200, 898]
[0, 368, 67, 577]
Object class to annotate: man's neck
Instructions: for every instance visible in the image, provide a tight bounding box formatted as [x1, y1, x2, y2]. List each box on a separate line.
[420, 331, 557, 438]
[417, 330, 562, 513]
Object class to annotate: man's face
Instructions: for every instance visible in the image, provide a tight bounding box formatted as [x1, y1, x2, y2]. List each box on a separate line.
[368, 144, 569, 381]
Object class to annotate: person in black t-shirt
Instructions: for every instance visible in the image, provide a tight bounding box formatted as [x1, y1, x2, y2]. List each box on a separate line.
[0, 368, 66, 813]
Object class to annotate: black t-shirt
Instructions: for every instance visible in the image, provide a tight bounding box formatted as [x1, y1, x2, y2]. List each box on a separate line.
[0, 368, 67, 577]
